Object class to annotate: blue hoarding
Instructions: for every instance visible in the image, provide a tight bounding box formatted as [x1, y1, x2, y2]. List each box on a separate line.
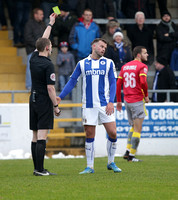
[115, 104, 178, 138]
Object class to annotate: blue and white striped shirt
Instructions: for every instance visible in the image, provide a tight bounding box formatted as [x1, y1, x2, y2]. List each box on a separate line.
[59, 55, 117, 108]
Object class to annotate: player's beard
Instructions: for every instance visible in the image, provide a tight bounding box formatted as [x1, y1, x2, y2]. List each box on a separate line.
[141, 56, 147, 62]
[95, 50, 104, 58]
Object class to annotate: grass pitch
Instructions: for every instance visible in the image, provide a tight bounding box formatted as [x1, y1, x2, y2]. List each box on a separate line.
[0, 156, 178, 200]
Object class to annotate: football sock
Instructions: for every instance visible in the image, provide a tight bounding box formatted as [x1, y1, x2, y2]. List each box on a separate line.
[31, 142, 37, 170]
[36, 140, 46, 172]
[107, 137, 117, 164]
[85, 138, 94, 169]
[126, 127, 134, 151]
[130, 132, 141, 156]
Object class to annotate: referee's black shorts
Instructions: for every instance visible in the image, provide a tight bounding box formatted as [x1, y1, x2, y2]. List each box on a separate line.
[29, 94, 54, 130]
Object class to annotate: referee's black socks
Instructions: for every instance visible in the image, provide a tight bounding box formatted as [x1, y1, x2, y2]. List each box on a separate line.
[31, 142, 37, 170]
[36, 140, 46, 172]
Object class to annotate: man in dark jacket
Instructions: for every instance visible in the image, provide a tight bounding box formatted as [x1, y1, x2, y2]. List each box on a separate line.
[152, 57, 177, 102]
[52, 4, 78, 47]
[24, 8, 46, 90]
[156, 10, 178, 65]
[126, 11, 154, 66]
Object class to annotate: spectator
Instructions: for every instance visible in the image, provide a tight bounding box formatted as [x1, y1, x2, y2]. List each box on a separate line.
[52, 3, 77, 47]
[77, 0, 115, 19]
[57, 41, 75, 96]
[24, 8, 46, 90]
[126, 11, 154, 66]
[102, 19, 131, 49]
[152, 57, 177, 102]
[69, 8, 101, 61]
[13, 0, 32, 47]
[0, 0, 15, 30]
[156, 10, 178, 65]
[76, 0, 115, 33]
[105, 31, 132, 71]
[40, 0, 59, 25]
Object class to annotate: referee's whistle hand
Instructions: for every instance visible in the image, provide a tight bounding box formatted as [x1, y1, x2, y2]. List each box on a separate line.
[54, 107, 61, 116]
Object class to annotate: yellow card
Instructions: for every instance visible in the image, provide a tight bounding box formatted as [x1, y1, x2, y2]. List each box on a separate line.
[52, 6, 61, 15]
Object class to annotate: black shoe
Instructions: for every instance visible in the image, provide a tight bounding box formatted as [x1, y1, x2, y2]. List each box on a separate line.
[34, 170, 50, 176]
[128, 156, 142, 162]
[33, 169, 37, 175]
[44, 169, 57, 175]
[123, 150, 129, 159]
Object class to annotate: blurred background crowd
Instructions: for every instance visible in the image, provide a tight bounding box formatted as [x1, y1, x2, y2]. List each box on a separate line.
[0, 0, 178, 102]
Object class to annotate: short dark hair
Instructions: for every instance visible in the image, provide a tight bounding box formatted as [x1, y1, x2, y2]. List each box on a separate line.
[33, 8, 43, 15]
[36, 38, 51, 52]
[133, 46, 146, 58]
[91, 38, 107, 46]
[83, 8, 93, 14]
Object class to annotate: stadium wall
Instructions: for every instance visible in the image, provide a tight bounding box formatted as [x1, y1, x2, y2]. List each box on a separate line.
[0, 104, 178, 157]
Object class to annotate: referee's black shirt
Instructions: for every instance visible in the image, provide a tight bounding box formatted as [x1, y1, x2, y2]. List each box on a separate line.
[30, 51, 55, 95]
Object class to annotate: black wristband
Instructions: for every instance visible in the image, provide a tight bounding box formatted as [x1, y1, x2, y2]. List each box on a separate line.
[54, 104, 58, 107]
[48, 23, 53, 27]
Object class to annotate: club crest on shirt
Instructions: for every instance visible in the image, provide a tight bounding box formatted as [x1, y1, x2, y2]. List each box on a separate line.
[100, 61, 106, 65]
[50, 73, 56, 81]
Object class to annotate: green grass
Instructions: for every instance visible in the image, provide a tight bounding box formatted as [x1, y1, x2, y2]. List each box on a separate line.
[0, 156, 178, 200]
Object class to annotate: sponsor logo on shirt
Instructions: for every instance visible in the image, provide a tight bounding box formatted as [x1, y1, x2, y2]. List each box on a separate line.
[50, 73, 56, 81]
[85, 69, 105, 76]
[123, 65, 137, 70]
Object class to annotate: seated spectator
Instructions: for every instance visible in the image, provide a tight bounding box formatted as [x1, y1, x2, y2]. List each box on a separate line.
[57, 41, 75, 98]
[52, 4, 78, 47]
[152, 57, 177, 102]
[105, 31, 132, 71]
[69, 8, 101, 61]
[156, 10, 178, 65]
[126, 11, 154, 66]
[24, 8, 46, 90]
[102, 19, 131, 49]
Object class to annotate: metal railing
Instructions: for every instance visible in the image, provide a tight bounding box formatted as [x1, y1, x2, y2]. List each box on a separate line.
[93, 18, 178, 25]
[0, 89, 178, 103]
[0, 90, 29, 103]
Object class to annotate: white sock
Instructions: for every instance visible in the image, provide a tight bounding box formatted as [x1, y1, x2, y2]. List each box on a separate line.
[107, 137, 117, 164]
[85, 138, 94, 168]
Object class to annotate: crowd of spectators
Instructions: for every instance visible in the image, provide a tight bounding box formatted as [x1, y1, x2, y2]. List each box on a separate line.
[0, 0, 178, 101]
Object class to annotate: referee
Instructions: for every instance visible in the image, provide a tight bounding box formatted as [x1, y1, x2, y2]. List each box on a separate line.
[30, 13, 60, 176]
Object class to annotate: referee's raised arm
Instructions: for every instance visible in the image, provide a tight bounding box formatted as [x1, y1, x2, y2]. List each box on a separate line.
[42, 13, 58, 39]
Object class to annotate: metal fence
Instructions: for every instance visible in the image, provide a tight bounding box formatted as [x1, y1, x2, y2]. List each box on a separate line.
[93, 18, 178, 25]
[0, 89, 178, 103]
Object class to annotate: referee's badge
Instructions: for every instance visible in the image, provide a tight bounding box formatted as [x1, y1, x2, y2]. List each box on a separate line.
[50, 73, 56, 81]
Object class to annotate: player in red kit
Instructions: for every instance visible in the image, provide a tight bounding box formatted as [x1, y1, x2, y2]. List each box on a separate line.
[116, 46, 149, 162]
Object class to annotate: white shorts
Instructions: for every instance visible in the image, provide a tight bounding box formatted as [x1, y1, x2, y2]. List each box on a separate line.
[82, 106, 115, 126]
